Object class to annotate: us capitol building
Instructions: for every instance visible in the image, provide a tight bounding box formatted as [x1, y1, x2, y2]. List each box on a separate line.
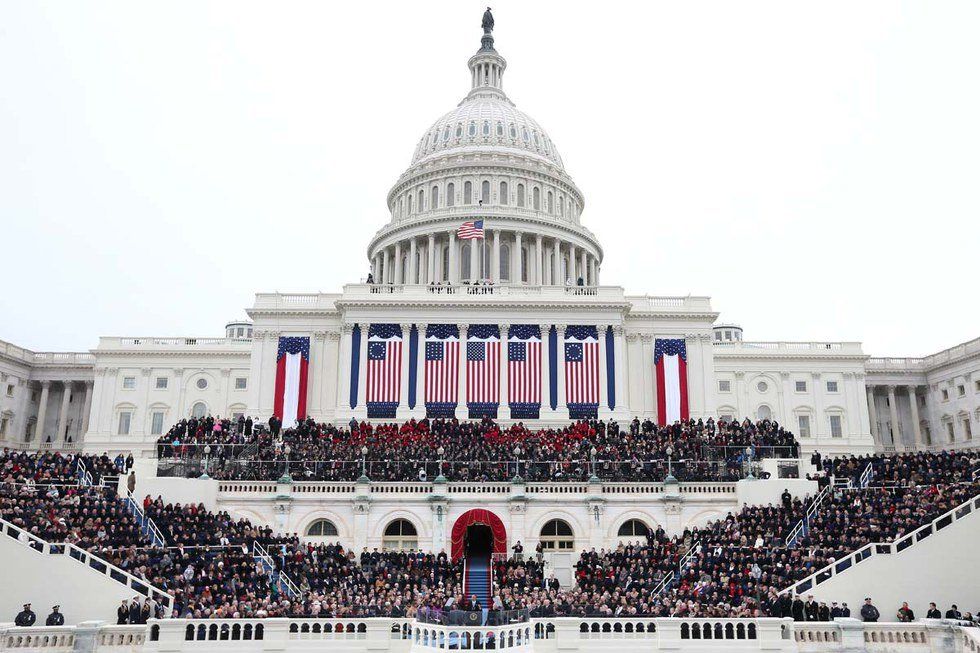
[0, 15, 977, 459]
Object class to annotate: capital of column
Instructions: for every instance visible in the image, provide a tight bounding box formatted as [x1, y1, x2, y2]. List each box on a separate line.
[400, 323, 412, 335]
[554, 324, 567, 336]
[358, 322, 371, 333]
[341, 322, 355, 334]
[457, 323, 469, 334]
[40, 380, 51, 389]
[499, 323, 510, 333]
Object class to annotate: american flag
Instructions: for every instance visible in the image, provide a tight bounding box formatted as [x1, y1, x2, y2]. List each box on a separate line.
[425, 324, 459, 406]
[457, 219, 485, 239]
[565, 325, 600, 407]
[366, 324, 402, 409]
[273, 336, 310, 427]
[466, 324, 500, 405]
[508, 325, 541, 406]
[655, 338, 689, 425]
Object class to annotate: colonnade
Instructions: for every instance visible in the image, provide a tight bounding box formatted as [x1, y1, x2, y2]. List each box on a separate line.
[371, 230, 600, 287]
[27, 379, 93, 444]
[866, 384, 927, 448]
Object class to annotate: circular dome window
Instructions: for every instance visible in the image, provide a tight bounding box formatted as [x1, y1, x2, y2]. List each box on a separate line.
[196, 378, 208, 390]
[757, 381, 768, 393]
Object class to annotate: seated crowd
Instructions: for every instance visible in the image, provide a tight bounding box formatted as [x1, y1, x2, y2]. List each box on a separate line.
[156, 416, 800, 483]
[2, 447, 977, 621]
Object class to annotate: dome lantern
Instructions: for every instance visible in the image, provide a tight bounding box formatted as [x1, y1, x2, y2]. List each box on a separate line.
[467, 8, 507, 102]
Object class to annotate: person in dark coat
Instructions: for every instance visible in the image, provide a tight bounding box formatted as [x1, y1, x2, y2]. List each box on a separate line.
[841, 603, 851, 618]
[117, 600, 129, 625]
[818, 603, 831, 621]
[128, 597, 141, 625]
[831, 603, 843, 619]
[781, 489, 792, 511]
[927, 603, 942, 619]
[15, 604, 36, 626]
[805, 596, 819, 621]
[792, 597, 805, 621]
[861, 598, 880, 622]
[946, 605, 962, 619]
[45, 606, 64, 626]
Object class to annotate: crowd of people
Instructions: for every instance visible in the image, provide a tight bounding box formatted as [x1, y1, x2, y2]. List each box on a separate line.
[3, 445, 978, 623]
[156, 416, 800, 483]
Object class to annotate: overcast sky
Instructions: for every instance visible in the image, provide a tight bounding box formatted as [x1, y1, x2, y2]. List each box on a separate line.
[1, 1, 977, 357]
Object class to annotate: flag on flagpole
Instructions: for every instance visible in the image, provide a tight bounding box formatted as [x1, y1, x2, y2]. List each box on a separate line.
[655, 338, 689, 425]
[457, 219, 485, 239]
[273, 336, 310, 428]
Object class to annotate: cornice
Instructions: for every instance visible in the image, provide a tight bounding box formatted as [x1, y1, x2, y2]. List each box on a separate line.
[95, 350, 251, 359]
[333, 298, 631, 312]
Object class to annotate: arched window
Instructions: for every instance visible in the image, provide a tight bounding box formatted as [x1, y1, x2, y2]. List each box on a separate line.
[383, 519, 418, 551]
[510, 125, 517, 139]
[517, 184, 525, 207]
[757, 405, 772, 420]
[532, 187, 541, 210]
[191, 402, 207, 419]
[547, 191, 554, 214]
[496, 122, 503, 136]
[443, 126, 451, 141]
[397, 198, 403, 218]
[441, 246, 449, 281]
[306, 519, 339, 537]
[539, 519, 574, 551]
[418, 189, 425, 211]
[481, 181, 490, 204]
[431, 186, 439, 209]
[499, 181, 508, 205]
[461, 245, 471, 281]
[558, 194, 564, 217]
[464, 181, 472, 204]
[455, 125, 462, 138]
[447, 182, 455, 207]
[407, 194, 413, 215]
[500, 244, 511, 282]
[482, 121, 490, 136]
[617, 519, 650, 538]
[522, 128, 529, 142]
[468, 122, 476, 137]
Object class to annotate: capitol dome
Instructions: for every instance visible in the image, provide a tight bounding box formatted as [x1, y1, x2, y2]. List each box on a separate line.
[367, 11, 602, 288]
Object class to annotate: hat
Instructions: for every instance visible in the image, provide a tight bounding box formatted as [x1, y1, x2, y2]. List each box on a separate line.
[53, 605, 60, 610]
[23, 603, 30, 608]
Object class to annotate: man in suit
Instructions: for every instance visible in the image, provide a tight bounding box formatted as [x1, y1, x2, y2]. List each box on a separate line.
[841, 603, 851, 618]
[792, 596, 806, 621]
[861, 598, 880, 622]
[805, 595, 819, 621]
[15, 604, 36, 627]
[45, 606, 64, 626]
[128, 597, 141, 625]
[117, 600, 129, 625]
[926, 603, 942, 619]
[946, 604, 962, 619]
[830, 603, 843, 619]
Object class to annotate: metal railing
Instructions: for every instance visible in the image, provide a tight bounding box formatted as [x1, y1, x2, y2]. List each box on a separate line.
[252, 540, 300, 599]
[652, 541, 702, 599]
[858, 462, 875, 488]
[125, 490, 167, 548]
[785, 486, 831, 548]
[76, 459, 94, 487]
[416, 608, 530, 626]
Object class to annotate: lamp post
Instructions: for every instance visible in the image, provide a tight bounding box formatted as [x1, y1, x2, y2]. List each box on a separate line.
[359, 445, 369, 482]
[199, 445, 212, 479]
[664, 446, 676, 484]
[589, 446, 599, 483]
[436, 445, 447, 483]
[513, 446, 523, 483]
[750, 563, 763, 613]
[745, 446, 756, 480]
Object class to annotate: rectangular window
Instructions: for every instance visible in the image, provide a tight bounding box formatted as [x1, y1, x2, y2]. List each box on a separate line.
[31, 391, 38, 403]
[0, 417, 7, 436]
[826, 380, 839, 393]
[797, 415, 811, 437]
[155, 377, 168, 390]
[829, 415, 843, 438]
[235, 377, 248, 390]
[946, 422, 955, 442]
[118, 412, 132, 435]
[150, 412, 165, 435]
[975, 380, 980, 393]
[718, 380, 731, 392]
[965, 419, 973, 440]
[5, 384, 13, 397]
[795, 381, 807, 392]
[122, 376, 136, 390]
[958, 385, 966, 397]
[941, 389, 949, 401]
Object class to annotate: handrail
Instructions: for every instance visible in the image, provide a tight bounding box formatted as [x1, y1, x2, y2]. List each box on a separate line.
[785, 485, 831, 547]
[0, 515, 175, 613]
[652, 541, 702, 598]
[781, 490, 980, 596]
[252, 540, 300, 599]
[75, 459, 94, 487]
[125, 490, 167, 548]
[858, 462, 875, 488]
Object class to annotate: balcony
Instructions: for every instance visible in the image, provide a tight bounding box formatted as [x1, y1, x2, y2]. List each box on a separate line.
[96, 337, 252, 352]
[713, 341, 865, 357]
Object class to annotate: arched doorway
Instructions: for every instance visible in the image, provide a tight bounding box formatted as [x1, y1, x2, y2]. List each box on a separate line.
[450, 509, 506, 561]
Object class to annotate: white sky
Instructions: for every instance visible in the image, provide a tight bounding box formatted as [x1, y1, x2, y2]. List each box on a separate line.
[1, 1, 977, 357]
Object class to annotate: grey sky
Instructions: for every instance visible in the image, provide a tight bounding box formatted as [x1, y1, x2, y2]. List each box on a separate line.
[1, 1, 977, 357]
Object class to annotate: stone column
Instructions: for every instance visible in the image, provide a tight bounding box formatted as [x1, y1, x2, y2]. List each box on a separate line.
[498, 323, 510, 420]
[35, 381, 51, 443]
[580, 249, 588, 284]
[55, 382, 72, 443]
[642, 335, 656, 420]
[552, 240, 561, 286]
[535, 234, 544, 285]
[492, 230, 501, 282]
[469, 237, 479, 281]
[385, 248, 393, 283]
[393, 242, 403, 284]
[448, 231, 458, 283]
[409, 238, 418, 284]
[80, 381, 94, 439]
[514, 231, 523, 283]
[456, 324, 469, 419]
[540, 324, 553, 414]
[396, 323, 412, 419]
[907, 385, 923, 447]
[597, 325, 609, 412]
[887, 385, 900, 447]
[555, 325, 567, 412]
[866, 386, 879, 444]
[568, 243, 577, 282]
[427, 234, 436, 283]
[356, 323, 370, 413]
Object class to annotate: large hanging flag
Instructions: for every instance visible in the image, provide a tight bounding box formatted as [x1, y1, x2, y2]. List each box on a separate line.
[565, 325, 600, 418]
[466, 324, 500, 418]
[457, 219, 485, 239]
[366, 324, 403, 419]
[425, 324, 460, 417]
[508, 325, 541, 419]
[273, 336, 310, 428]
[655, 338, 689, 425]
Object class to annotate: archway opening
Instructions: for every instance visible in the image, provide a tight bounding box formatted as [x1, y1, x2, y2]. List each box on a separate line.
[465, 524, 493, 558]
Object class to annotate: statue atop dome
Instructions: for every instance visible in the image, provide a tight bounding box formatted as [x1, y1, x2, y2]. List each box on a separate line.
[482, 7, 494, 34]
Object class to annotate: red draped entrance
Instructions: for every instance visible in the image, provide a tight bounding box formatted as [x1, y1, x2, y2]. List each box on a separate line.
[450, 509, 507, 561]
